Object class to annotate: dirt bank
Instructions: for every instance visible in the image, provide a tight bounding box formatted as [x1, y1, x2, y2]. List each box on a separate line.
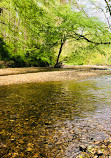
[0, 66, 111, 85]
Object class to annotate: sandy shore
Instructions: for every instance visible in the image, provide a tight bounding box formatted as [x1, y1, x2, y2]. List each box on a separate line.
[0, 66, 111, 85]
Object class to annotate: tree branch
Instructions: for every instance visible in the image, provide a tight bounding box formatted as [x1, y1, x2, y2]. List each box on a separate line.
[73, 31, 111, 45]
[104, 0, 111, 16]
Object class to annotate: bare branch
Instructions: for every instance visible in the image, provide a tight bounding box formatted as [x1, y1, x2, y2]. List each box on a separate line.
[73, 31, 111, 45]
[104, 0, 111, 16]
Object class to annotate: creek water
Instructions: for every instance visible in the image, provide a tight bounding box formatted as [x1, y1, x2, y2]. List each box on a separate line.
[0, 75, 111, 157]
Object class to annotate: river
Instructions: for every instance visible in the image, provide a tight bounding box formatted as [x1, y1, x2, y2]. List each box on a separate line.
[0, 75, 111, 157]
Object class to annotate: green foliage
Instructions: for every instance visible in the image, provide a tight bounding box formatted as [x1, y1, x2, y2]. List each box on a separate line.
[0, 0, 111, 67]
[0, 37, 10, 60]
[24, 45, 54, 67]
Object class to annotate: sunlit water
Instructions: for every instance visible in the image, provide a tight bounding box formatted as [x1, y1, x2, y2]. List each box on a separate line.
[0, 75, 111, 157]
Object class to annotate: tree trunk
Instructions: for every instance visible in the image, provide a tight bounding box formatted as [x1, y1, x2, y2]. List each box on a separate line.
[54, 38, 66, 68]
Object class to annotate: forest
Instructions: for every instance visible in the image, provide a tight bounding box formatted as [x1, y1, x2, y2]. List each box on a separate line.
[1, 1, 111, 157]
[0, 0, 111, 68]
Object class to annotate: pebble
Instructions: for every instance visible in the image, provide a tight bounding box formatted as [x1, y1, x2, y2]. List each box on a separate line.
[77, 138, 111, 157]
[93, 156, 98, 158]
[96, 149, 103, 156]
[79, 145, 87, 152]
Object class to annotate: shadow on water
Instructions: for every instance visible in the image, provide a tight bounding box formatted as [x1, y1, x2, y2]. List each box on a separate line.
[0, 75, 111, 157]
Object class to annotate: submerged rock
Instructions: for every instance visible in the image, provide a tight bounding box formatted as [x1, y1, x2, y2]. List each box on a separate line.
[96, 149, 103, 156]
[79, 145, 87, 152]
[77, 138, 111, 157]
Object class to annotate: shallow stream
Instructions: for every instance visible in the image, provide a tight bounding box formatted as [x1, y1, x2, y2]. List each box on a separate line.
[0, 75, 111, 157]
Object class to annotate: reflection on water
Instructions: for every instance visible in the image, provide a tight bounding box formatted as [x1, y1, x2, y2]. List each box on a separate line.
[0, 75, 111, 157]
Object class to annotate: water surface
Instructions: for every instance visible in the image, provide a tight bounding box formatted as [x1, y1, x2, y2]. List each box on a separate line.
[0, 75, 111, 157]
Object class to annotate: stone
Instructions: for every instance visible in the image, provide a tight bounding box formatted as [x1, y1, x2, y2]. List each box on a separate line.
[96, 149, 103, 156]
[93, 156, 98, 158]
[79, 145, 87, 152]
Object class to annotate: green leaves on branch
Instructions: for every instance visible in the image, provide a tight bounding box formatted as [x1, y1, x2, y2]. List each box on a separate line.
[0, 0, 111, 67]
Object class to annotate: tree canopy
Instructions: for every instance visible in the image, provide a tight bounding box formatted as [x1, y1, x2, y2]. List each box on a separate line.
[0, 0, 111, 67]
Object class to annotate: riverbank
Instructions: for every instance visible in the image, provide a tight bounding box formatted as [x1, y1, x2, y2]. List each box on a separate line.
[0, 66, 111, 85]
